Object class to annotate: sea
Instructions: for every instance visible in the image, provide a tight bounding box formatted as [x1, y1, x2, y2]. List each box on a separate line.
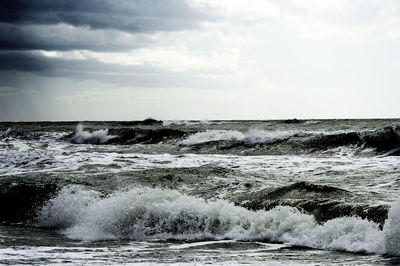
[1, 119, 400, 265]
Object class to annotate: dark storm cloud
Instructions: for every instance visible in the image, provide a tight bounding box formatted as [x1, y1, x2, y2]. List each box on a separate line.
[0, 0, 213, 51]
[0, 51, 168, 77]
[0, 52, 231, 89]
[0, 0, 222, 95]
[0, 0, 209, 33]
[0, 23, 153, 51]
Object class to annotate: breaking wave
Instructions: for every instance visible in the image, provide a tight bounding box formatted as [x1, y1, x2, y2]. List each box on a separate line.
[179, 130, 244, 145]
[163, 120, 210, 126]
[178, 129, 309, 146]
[36, 186, 400, 256]
[71, 125, 117, 144]
[176, 126, 400, 156]
[69, 124, 186, 145]
[245, 129, 310, 144]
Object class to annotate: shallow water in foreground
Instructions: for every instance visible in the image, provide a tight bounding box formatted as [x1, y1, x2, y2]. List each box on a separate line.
[2, 226, 400, 265]
[1, 119, 400, 265]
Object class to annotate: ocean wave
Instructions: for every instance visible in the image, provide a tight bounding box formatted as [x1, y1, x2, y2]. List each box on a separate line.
[384, 197, 400, 256]
[163, 120, 210, 126]
[178, 129, 309, 146]
[36, 186, 400, 256]
[0, 137, 72, 175]
[178, 130, 244, 145]
[0, 182, 58, 222]
[176, 126, 400, 156]
[239, 181, 389, 226]
[69, 124, 186, 145]
[0, 128, 11, 137]
[360, 125, 400, 155]
[304, 120, 322, 125]
[71, 124, 117, 144]
[245, 129, 310, 144]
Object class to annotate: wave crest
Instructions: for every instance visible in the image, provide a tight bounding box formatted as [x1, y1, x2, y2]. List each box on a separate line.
[71, 125, 117, 144]
[178, 129, 307, 146]
[36, 186, 400, 256]
[179, 130, 244, 145]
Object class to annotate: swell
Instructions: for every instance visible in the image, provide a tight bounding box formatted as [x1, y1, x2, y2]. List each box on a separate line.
[179, 126, 400, 156]
[68, 125, 186, 144]
[0, 119, 162, 141]
[29, 185, 400, 256]
[0, 182, 58, 223]
[0, 181, 389, 227]
[107, 128, 186, 144]
[1, 181, 398, 256]
[0, 128, 45, 141]
[236, 182, 389, 226]
[3, 122, 400, 156]
[0, 181, 390, 232]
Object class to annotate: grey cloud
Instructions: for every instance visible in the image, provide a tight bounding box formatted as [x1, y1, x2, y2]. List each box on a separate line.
[0, 23, 156, 51]
[0, 0, 210, 33]
[0, 51, 168, 76]
[0, 0, 226, 98]
[0, 0, 214, 56]
[0, 52, 234, 90]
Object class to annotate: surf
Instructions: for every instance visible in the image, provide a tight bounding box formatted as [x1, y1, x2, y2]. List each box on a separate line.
[35, 185, 400, 256]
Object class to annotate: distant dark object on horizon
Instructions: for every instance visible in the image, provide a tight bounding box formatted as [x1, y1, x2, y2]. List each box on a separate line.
[283, 118, 301, 124]
[142, 118, 162, 125]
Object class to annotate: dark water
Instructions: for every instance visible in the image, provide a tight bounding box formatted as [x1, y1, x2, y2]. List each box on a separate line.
[1, 119, 400, 265]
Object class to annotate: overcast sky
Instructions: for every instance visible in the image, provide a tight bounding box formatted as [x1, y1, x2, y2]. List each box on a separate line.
[1, 0, 400, 121]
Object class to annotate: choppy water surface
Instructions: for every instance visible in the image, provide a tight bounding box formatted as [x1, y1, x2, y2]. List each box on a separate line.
[1, 119, 400, 265]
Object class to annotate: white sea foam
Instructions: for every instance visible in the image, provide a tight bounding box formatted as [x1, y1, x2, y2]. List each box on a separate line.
[178, 129, 309, 146]
[179, 130, 245, 145]
[163, 120, 210, 126]
[0, 135, 78, 175]
[71, 124, 117, 144]
[384, 197, 400, 255]
[37, 186, 400, 256]
[245, 129, 307, 144]
[304, 120, 322, 125]
[38, 185, 102, 228]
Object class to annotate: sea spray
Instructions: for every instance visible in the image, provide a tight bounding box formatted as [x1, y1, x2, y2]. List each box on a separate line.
[37, 185, 102, 228]
[71, 124, 117, 144]
[37, 186, 397, 255]
[178, 130, 245, 145]
[384, 197, 400, 255]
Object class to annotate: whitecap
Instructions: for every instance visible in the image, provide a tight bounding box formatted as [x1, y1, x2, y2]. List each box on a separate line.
[37, 186, 400, 256]
[178, 129, 311, 146]
[71, 124, 117, 144]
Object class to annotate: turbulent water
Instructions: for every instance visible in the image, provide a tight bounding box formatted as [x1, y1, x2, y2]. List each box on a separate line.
[1, 119, 400, 265]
